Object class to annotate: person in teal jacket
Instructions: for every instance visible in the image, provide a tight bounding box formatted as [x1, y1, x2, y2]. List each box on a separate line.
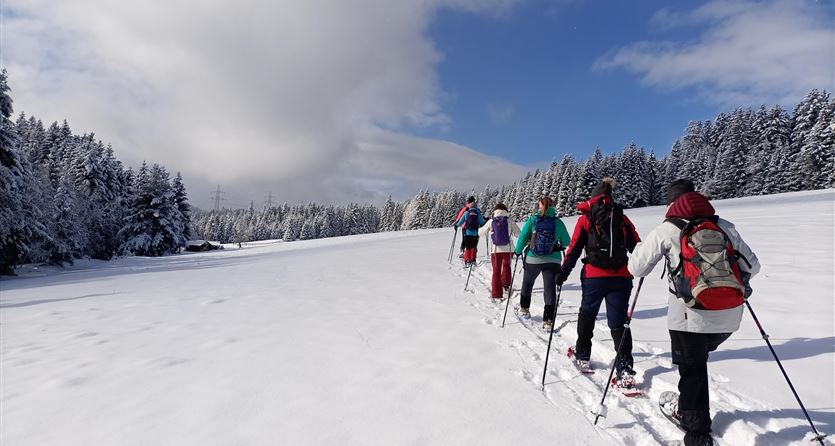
[456, 198, 485, 267]
[514, 196, 571, 329]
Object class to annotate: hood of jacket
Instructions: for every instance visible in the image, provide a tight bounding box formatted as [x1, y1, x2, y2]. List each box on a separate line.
[492, 209, 510, 218]
[576, 194, 613, 215]
[665, 192, 715, 220]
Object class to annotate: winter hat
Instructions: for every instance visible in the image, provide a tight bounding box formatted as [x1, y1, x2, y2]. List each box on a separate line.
[592, 177, 617, 197]
[665, 179, 696, 205]
[467, 196, 476, 204]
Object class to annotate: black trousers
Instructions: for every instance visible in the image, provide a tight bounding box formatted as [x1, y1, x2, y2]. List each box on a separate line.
[519, 261, 561, 321]
[462, 235, 479, 249]
[670, 330, 732, 438]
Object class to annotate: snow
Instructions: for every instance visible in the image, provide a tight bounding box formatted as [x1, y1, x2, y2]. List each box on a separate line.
[1, 190, 833, 445]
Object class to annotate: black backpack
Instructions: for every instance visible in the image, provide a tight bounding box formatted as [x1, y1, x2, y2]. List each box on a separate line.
[464, 208, 480, 230]
[584, 201, 628, 269]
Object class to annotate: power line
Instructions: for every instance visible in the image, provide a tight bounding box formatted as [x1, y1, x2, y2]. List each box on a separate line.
[265, 191, 274, 208]
[209, 185, 226, 211]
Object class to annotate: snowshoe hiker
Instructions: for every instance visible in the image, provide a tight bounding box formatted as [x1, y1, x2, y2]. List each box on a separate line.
[454, 197, 475, 259]
[456, 198, 485, 267]
[628, 179, 760, 446]
[478, 203, 521, 301]
[513, 196, 570, 328]
[558, 178, 641, 386]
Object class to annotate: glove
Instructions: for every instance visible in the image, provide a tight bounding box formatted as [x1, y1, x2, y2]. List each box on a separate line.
[556, 273, 567, 286]
[742, 272, 752, 301]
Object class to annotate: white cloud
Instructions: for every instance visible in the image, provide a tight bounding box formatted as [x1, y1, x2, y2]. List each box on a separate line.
[594, 0, 834, 106]
[2, 0, 526, 206]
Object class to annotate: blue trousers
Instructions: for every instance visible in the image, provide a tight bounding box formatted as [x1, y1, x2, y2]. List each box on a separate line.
[574, 268, 634, 368]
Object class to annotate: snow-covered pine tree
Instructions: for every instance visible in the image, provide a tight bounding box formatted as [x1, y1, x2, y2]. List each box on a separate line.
[799, 94, 834, 190]
[677, 121, 709, 189]
[789, 90, 828, 192]
[616, 143, 650, 208]
[299, 218, 317, 240]
[48, 175, 86, 264]
[380, 196, 398, 232]
[119, 163, 183, 256]
[400, 190, 430, 230]
[574, 148, 603, 202]
[556, 158, 577, 216]
[744, 107, 770, 196]
[712, 109, 754, 199]
[0, 70, 33, 273]
[647, 151, 664, 205]
[759, 105, 794, 195]
[172, 172, 191, 242]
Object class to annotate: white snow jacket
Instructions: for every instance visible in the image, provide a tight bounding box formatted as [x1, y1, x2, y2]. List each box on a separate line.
[478, 209, 521, 254]
[628, 218, 761, 333]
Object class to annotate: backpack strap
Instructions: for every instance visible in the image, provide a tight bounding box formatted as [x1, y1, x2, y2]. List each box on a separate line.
[663, 217, 687, 280]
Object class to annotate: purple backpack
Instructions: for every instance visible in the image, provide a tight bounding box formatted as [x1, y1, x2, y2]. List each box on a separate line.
[491, 216, 511, 246]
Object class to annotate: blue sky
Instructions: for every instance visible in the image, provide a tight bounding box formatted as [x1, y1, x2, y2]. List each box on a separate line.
[4, 0, 833, 205]
[415, 0, 833, 166]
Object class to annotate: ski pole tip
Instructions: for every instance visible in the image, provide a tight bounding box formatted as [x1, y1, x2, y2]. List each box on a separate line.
[590, 402, 608, 420]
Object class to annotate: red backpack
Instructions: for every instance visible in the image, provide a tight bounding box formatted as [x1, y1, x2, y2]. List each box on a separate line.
[666, 217, 746, 310]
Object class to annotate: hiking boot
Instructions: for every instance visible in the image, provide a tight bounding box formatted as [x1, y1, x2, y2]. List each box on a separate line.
[575, 359, 592, 373]
[542, 319, 554, 331]
[518, 307, 530, 318]
[616, 366, 637, 388]
[684, 433, 715, 446]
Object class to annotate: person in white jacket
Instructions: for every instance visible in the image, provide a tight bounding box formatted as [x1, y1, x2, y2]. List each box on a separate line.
[478, 203, 521, 300]
[628, 179, 760, 446]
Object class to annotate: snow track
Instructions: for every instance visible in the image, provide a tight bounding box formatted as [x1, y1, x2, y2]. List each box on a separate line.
[448, 196, 834, 445]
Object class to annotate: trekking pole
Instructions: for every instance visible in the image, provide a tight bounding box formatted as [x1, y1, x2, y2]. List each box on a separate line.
[501, 255, 521, 328]
[593, 276, 644, 425]
[745, 300, 826, 445]
[541, 284, 563, 389]
[448, 227, 458, 263]
[464, 261, 475, 291]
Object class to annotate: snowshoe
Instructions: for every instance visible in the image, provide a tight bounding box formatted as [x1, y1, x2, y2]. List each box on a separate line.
[659, 391, 684, 431]
[518, 307, 531, 319]
[611, 367, 642, 397]
[566, 347, 594, 374]
[615, 366, 637, 389]
[660, 394, 717, 445]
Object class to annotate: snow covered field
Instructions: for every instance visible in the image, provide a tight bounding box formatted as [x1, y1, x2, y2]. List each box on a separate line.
[2, 190, 833, 445]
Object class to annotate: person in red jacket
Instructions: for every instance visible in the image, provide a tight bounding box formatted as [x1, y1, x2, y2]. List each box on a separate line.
[453, 196, 476, 258]
[558, 178, 641, 385]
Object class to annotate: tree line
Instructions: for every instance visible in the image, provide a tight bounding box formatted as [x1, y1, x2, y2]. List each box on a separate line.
[2, 63, 831, 269]
[192, 89, 832, 243]
[0, 71, 192, 274]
